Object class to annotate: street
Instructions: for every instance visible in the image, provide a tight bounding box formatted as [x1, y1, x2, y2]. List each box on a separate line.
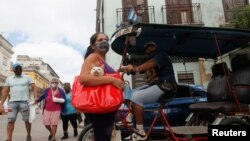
[0, 113, 81, 141]
[0, 113, 169, 141]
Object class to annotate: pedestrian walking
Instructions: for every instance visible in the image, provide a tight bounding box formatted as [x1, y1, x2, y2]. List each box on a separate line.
[0, 63, 37, 141]
[60, 82, 78, 140]
[35, 77, 66, 141]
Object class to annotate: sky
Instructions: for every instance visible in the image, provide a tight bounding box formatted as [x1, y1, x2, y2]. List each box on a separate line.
[0, 0, 97, 84]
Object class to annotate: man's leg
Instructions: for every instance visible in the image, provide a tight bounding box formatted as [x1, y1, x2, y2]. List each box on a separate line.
[117, 85, 150, 126]
[7, 102, 19, 141]
[25, 121, 31, 137]
[130, 85, 164, 126]
[132, 103, 144, 125]
[20, 101, 31, 140]
[126, 85, 164, 140]
[7, 122, 15, 141]
[124, 103, 147, 140]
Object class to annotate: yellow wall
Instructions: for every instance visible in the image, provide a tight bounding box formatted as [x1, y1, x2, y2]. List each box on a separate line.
[24, 71, 49, 90]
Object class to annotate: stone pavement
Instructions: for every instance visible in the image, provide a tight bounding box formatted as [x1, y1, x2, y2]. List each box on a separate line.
[0, 113, 81, 141]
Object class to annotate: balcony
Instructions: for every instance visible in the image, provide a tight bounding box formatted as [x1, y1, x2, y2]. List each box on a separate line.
[116, 6, 155, 27]
[116, 3, 203, 28]
[161, 3, 203, 26]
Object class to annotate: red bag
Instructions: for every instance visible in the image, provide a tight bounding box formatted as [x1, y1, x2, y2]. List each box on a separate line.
[71, 73, 124, 113]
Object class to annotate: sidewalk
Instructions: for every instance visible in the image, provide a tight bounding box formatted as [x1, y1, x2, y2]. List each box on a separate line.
[0, 113, 81, 141]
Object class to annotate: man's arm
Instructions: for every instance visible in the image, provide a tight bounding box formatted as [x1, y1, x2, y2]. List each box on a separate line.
[135, 59, 157, 72]
[124, 59, 157, 73]
[0, 86, 10, 108]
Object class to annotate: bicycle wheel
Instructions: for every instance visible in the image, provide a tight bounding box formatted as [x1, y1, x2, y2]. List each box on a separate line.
[78, 124, 94, 141]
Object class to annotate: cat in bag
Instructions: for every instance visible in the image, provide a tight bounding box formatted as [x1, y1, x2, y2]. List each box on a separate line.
[90, 64, 104, 76]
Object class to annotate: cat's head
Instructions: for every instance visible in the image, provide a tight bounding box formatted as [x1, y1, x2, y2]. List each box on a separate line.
[90, 64, 104, 76]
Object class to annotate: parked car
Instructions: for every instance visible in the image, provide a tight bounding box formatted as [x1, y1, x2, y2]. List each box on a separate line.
[116, 83, 207, 134]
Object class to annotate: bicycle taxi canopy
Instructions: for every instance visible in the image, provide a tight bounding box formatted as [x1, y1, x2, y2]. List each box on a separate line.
[110, 23, 250, 58]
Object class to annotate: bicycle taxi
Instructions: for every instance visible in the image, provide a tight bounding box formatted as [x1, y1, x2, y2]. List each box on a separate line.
[78, 23, 250, 141]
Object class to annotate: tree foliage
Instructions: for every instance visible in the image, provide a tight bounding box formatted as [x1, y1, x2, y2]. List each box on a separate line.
[233, 5, 250, 29]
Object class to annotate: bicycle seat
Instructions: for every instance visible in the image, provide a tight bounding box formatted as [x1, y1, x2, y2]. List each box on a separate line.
[189, 62, 231, 112]
[227, 53, 250, 104]
[207, 62, 230, 102]
[190, 54, 250, 113]
[189, 101, 249, 113]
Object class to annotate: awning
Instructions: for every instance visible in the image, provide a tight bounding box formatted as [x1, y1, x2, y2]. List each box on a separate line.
[111, 23, 250, 59]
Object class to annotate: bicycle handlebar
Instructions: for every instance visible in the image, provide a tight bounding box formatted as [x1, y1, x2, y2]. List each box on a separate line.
[118, 67, 136, 75]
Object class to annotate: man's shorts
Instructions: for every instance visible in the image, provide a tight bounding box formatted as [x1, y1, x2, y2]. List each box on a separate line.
[7, 101, 30, 122]
[130, 84, 165, 107]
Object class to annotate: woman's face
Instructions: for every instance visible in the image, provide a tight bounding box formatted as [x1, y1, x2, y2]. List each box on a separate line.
[94, 34, 109, 53]
[96, 33, 108, 43]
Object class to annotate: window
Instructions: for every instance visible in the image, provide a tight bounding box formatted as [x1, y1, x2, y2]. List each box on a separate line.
[165, 0, 193, 24]
[222, 0, 248, 22]
[177, 71, 194, 84]
[181, 11, 188, 24]
[3, 56, 7, 66]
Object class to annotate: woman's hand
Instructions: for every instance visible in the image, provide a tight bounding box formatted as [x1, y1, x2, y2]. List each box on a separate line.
[110, 77, 124, 90]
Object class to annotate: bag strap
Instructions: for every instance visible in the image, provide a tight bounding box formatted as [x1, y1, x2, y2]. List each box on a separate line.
[93, 53, 107, 73]
[98, 58, 107, 73]
[51, 88, 58, 97]
[94, 53, 120, 74]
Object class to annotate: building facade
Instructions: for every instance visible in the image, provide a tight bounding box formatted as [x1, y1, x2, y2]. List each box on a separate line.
[16, 55, 62, 92]
[16, 55, 60, 80]
[0, 35, 14, 86]
[96, 0, 249, 89]
[1, 38, 62, 97]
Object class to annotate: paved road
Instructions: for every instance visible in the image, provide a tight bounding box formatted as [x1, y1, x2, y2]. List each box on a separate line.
[0, 114, 168, 141]
[0, 113, 82, 141]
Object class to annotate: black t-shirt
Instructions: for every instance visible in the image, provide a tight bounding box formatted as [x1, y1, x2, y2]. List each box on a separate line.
[145, 51, 176, 84]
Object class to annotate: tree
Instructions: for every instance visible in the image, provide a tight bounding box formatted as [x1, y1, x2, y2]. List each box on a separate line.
[233, 5, 250, 29]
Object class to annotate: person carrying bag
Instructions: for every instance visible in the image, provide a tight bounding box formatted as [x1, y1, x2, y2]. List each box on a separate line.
[72, 32, 124, 141]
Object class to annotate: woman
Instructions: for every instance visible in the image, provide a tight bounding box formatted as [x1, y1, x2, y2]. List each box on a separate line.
[36, 77, 66, 141]
[60, 82, 78, 140]
[79, 32, 124, 141]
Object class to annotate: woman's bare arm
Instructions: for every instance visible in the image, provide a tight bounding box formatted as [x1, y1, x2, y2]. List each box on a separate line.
[79, 54, 116, 86]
